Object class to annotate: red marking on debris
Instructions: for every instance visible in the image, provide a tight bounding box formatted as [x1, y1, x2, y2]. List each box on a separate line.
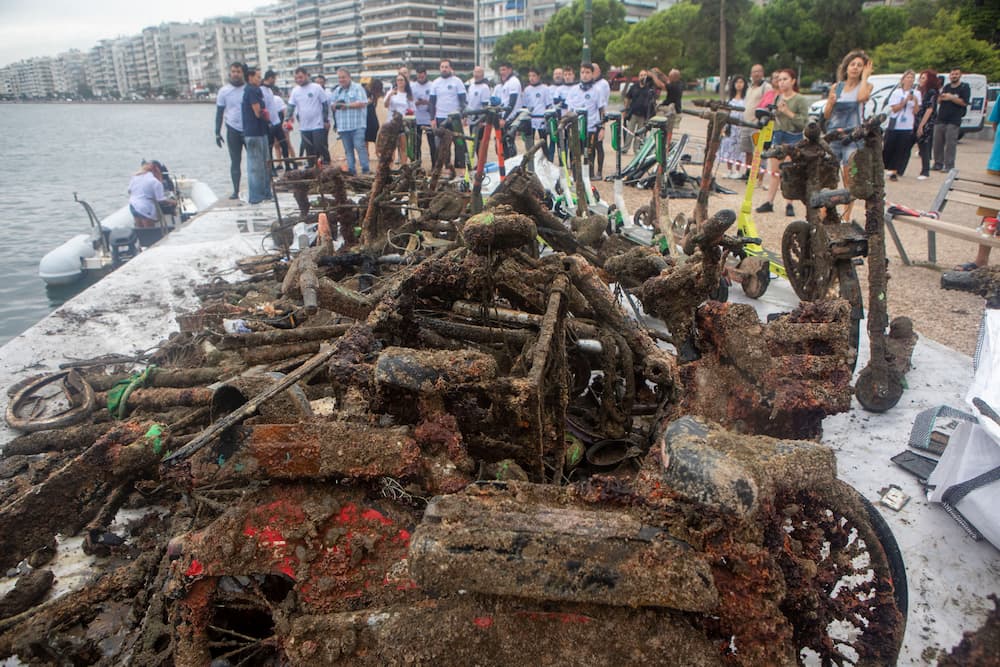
[473, 616, 494, 629]
[335, 503, 359, 524]
[277, 557, 296, 579]
[361, 508, 393, 526]
[185, 559, 204, 577]
[394, 529, 411, 546]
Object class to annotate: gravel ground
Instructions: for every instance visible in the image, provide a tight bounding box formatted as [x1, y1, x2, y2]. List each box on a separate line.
[341, 108, 995, 356]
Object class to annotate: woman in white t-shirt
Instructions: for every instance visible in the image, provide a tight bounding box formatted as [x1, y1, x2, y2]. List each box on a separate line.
[384, 74, 415, 165]
[882, 70, 921, 180]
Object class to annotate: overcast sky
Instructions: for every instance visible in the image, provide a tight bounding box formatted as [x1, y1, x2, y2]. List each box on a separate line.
[0, 1, 257, 67]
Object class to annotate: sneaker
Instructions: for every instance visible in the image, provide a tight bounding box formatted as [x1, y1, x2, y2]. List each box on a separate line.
[785, 203, 795, 217]
[932, 163, 944, 171]
[889, 173, 898, 181]
[917, 174, 929, 180]
[756, 202, 774, 213]
[228, 192, 239, 200]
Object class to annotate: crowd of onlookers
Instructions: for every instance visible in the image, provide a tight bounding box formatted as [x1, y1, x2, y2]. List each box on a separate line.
[204, 53, 996, 269]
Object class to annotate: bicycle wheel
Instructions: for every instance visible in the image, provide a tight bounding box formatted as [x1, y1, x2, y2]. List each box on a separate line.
[767, 479, 906, 666]
[782, 221, 832, 301]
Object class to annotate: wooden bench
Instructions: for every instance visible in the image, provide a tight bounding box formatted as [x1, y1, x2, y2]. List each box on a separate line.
[886, 170, 1000, 266]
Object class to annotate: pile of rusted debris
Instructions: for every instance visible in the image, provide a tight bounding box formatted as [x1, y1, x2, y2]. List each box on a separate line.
[0, 119, 906, 665]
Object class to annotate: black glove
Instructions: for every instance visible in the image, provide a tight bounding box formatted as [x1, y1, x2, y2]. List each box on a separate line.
[215, 134, 224, 148]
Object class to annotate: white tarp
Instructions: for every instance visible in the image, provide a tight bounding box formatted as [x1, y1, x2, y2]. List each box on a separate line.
[928, 309, 1000, 548]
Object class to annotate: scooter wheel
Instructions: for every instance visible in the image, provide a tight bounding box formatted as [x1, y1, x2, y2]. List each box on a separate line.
[738, 256, 770, 299]
[855, 364, 904, 413]
[633, 205, 652, 228]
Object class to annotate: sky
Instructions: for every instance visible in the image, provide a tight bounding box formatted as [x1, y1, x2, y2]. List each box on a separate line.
[0, 0, 255, 67]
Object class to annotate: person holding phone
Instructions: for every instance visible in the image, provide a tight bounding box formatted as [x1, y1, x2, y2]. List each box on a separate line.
[883, 70, 921, 181]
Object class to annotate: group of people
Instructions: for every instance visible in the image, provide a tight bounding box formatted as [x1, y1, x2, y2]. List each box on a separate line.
[715, 52, 975, 225]
[214, 62, 382, 205]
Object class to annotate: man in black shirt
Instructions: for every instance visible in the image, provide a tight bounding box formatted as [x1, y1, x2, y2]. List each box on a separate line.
[932, 68, 970, 171]
[622, 70, 659, 153]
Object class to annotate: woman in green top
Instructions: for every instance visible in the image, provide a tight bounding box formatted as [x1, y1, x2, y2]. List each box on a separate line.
[756, 68, 810, 217]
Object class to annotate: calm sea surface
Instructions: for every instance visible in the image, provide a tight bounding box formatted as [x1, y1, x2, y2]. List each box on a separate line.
[0, 103, 234, 346]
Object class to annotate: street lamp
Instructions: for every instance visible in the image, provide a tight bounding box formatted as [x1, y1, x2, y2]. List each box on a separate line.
[418, 31, 425, 69]
[436, 5, 445, 62]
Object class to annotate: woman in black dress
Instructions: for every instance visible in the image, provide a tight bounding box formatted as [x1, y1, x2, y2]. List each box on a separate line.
[365, 79, 384, 145]
[915, 69, 940, 180]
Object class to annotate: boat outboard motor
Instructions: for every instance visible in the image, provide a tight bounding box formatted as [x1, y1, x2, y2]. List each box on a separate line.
[109, 227, 139, 267]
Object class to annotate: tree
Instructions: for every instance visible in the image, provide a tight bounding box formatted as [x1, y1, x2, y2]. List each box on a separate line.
[862, 6, 909, 51]
[735, 0, 827, 79]
[813, 0, 867, 67]
[492, 30, 542, 71]
[605, 3, 698, 73]
[537, 0, 627, 71]
[682, 0, 752, 79]
[872, 10, 1000, 80]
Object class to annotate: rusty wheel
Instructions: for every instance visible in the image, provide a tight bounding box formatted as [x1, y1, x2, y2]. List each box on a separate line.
[769, 479, 906, 666]
[855, 365, 904, 413]
[782, 221, 832, 301]
[633, 205, 652, 228]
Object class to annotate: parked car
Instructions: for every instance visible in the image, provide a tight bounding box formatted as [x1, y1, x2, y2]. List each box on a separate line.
[808, 73, 988, 136]
[809, 80, 831, 96]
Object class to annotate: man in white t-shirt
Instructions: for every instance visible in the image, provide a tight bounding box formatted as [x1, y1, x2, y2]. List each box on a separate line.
[411, 68, 434, 164]
[522, 67, 553, 158]
[566, 63, 606, 178]
[262, 69, 293, 172]
[214, 62, 246, 199]
[591, 63, 611, 177]
[429, 59, 468, 172]
[494, 62, 522, 158]
[285, 67, 330, 165]
[466, 66, 492, 161]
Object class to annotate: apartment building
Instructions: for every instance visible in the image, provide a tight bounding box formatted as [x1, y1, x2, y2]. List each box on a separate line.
[361, 0, 474, 80]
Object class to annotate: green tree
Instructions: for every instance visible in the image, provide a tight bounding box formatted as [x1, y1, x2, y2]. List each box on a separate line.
[862, 6, 909, 51]
[872, 10, 1000, 79]
[492, 30, 542, 71]
[605, 3, 698, 73]
[735, 0, 826, 78]
[813, 0, 867, 67]
[538, 0, 627, 70]
[681, 0, 753, 79]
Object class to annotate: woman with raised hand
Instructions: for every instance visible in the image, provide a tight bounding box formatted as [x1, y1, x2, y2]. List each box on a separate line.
[914, 69, 940, 180]
[823, 49, 873, 223]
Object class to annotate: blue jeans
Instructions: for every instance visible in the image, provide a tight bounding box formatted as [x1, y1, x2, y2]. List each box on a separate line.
[340, 127, 370, 175]
[244, 135, 271, 204]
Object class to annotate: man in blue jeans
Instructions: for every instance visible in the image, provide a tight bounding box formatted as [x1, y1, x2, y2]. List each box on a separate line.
[241, 66, 272, 205]
[330, 68, 370, 175]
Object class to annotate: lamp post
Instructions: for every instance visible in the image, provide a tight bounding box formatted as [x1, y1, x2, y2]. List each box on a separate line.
[418, 31, 425, 69]
[436, 5, 445, 62]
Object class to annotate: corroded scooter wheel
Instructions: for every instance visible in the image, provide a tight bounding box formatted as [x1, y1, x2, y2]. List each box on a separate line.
[855, 364, 904, 413]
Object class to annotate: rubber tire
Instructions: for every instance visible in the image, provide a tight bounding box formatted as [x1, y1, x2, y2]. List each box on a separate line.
[858, 489, 909, 620]
[712, 277, 729, 303]
[855, 365, 904, 413]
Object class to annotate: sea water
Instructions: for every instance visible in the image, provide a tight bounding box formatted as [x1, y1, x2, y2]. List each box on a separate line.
[0, 103, 236, 346]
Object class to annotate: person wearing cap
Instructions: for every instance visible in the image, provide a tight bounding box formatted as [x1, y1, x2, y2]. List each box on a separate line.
[128, 162, 175, 228]
[411, 68, 434, 164]
[214, 62, 246, 200]
[285, 67, 330, 165]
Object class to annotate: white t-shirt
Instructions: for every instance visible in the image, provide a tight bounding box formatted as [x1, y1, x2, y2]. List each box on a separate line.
[262, 87, 284, 126]
[216, 84, 245, 132]
[522, 83, 553, 129]
[288, 82, 327, 131]
[430, 75, 464, 118]
[566, 83, 605, 132]
[385, 90, 414, 118]
[887, 87, 921, 131]
[467, 81, 492, 112]
[411, 79, 433, 125]
[128, 171, 165, 221]
[594, 78, 611, 108]
[495, 75, 522, 119]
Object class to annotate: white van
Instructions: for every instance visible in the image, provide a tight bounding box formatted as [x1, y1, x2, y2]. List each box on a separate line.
[808, 72, 988, 136]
